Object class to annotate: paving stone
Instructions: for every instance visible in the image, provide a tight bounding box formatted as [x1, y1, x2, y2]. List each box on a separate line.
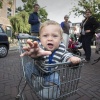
[0, 84, 5, 93]
[66, 94, 80, 100]
[11, 87, 17, 98]
[89, 86, 100, 92]
[0, 95, 11, 100]
[0, 48, 100, 100]
[4, 85, 11, 95]
[88, 90, 100, 100]
[77, 95, 91, 100]
[81, 84, 92, 90]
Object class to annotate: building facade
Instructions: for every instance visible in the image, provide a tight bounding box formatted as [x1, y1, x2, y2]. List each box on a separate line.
[0, 0, 16, 28]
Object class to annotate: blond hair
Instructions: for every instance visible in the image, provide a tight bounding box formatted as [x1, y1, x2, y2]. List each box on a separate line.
[39, 20, 63, 37]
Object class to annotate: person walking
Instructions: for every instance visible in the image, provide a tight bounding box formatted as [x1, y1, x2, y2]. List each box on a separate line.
[80, 9, 99, 62]
[61, 15, 70, 49]
[28, 4, 40, 37]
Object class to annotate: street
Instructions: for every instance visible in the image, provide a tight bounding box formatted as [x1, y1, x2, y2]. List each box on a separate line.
[0, 48, 100, 100]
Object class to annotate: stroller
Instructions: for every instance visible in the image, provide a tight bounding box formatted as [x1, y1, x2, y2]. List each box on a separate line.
[95, 29, 100, 54]
[68, 37, 82, 56]
[16, 33, 83, 100]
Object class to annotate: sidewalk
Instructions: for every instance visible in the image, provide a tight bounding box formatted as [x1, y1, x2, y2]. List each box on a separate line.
[9, 43, 18, 51]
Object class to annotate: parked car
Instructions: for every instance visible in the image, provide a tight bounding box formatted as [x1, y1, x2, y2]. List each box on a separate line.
[0, 26, 9, 58]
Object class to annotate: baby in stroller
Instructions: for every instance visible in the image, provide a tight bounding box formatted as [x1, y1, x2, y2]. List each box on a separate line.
[68, 34, 82, 56]
[20, 20, 81, 99]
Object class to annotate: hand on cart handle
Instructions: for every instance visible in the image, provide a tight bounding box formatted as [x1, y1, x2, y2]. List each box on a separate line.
[68, 56, 81, 65]
[20, 40, 51, 58]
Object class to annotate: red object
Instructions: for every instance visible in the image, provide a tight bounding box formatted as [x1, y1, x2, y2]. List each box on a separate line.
[68, 39, 78, 49]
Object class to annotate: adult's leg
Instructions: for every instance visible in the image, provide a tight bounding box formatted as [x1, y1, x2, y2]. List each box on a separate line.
[31, 32, 39, 36]
[31, 32, 39, 41]
[82, 35, 86, 55]
[83, 35, 93, 61]
[62, 33, 69, 49]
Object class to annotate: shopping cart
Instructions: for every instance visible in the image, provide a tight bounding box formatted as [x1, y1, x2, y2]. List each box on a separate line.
[16, 33, 83, 100]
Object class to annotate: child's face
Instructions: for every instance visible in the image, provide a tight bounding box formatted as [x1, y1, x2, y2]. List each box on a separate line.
[40, 25, 62, 52]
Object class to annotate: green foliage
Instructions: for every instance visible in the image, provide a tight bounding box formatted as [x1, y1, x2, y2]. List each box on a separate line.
[9, 11, 30, 36]
[21, 0, 28, 2]
[71, 0, 100, 22]
[39, 8, 48, 22]
[22, 0, 48, 21]
[0, 1, 2, 8]
[17, 6, 23, 12]
[9, 0, 48, 37]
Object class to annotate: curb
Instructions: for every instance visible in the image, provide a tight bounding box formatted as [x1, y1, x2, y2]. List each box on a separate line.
[9, 46, 18, 51]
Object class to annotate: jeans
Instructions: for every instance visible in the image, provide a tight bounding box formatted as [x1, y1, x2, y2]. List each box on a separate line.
[24, 62, 60, 99]
[24, 62, 60, 85]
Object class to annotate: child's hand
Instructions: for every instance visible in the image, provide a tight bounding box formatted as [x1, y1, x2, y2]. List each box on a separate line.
[20, 40, 51, 58]
[68, 56, 81, 64]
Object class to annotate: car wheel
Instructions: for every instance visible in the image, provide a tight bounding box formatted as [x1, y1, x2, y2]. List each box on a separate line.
[0, 45, 8, 58]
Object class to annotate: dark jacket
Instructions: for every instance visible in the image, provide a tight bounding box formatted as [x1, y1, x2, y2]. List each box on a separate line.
[81, 16, 99, 36]
[28, 12, 40, 33]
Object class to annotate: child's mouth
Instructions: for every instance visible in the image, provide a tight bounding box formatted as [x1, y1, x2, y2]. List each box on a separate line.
[47, 43, 53, 49]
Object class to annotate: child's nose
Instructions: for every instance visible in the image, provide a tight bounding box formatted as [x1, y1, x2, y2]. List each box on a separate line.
[48, 36, 52, 40]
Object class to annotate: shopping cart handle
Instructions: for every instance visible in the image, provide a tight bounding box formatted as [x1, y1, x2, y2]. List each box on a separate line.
[18, 33, 38, 39]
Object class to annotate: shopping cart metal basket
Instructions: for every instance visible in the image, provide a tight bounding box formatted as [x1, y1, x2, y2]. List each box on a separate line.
[16, 33, 83, 100]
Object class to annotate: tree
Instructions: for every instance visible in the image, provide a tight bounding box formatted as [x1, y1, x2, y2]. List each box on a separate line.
[22, 0, 48, 22]
[71, 0, 100, 22]
[39, 8, 48, 22]
[0, 1, 3, 8]
[9, 0, 48, 37]
[9, 11, 30, 36]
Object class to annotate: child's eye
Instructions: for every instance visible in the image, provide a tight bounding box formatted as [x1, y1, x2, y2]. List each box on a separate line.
[53, 35, 58, 37]
[43, 35, 47, 37]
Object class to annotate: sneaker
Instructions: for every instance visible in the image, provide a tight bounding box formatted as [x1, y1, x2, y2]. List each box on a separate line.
[83, 59, 90, 63]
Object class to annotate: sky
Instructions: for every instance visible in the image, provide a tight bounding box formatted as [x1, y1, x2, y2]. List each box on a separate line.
[16, 0, 84, 23]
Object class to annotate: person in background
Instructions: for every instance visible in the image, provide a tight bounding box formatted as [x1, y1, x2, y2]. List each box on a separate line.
[28, 4, 40, 37]
[61, 15, 70, 49]
[80, 9, 99, 63]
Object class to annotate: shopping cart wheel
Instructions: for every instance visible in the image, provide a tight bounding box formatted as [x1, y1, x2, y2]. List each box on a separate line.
[15, 95, 21, 100]
[15, 94, 26, 100]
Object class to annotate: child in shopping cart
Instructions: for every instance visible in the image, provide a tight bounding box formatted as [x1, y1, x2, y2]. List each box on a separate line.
[20, 20, 81, 99]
